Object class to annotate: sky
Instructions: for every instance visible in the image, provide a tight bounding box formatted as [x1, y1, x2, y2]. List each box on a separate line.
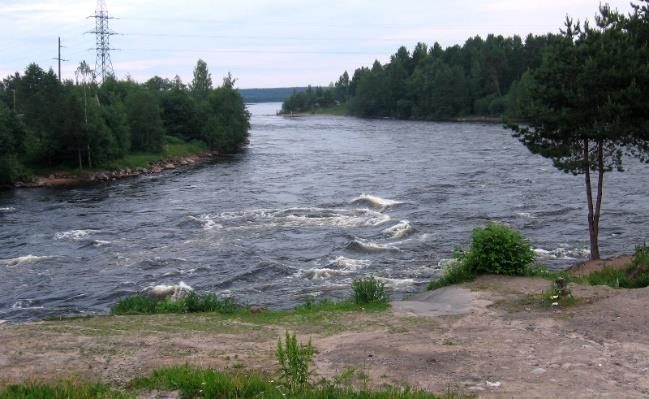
[0, 0, 637, 88]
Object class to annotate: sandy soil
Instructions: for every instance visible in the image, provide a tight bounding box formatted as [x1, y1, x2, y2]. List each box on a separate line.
[1, 275, 648, 398]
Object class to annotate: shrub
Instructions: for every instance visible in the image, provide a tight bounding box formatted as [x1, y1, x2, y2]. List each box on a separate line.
[352, 277, 388, 305]
[276, 331, 314, 389]
[463, 224, 535, 275]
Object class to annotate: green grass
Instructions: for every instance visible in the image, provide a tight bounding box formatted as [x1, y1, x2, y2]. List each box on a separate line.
[111, 292, 237, 315]
[129, 365, 466, 399]
[0, 381, 129, 399]
[111, 294, 389, 324]
[0, 366, 469, 399]
[104, 138, 207, 170]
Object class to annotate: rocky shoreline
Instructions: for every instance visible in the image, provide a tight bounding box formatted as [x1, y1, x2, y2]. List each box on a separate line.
[13, 151, 217, 189]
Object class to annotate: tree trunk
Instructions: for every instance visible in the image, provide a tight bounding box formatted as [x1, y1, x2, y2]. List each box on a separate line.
[583, 139, 601, 260]
[77, 146, 83, 170]
[87, 144, 92, 169]
[594, 140, 605, 259]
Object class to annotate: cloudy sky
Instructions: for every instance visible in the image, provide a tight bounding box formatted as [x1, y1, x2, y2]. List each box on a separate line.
[0, 0, 636, 88]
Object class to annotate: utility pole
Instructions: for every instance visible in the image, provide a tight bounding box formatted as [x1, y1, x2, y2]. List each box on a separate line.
[53, 37, 69, 82]
[87, 0, 117, 82]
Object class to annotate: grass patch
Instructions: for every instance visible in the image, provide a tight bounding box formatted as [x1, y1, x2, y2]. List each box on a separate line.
[104, 138, 207, 170]
[111, 292, 237, 315]
[129, 365, 467, 399]
[0, 381, 129, 399]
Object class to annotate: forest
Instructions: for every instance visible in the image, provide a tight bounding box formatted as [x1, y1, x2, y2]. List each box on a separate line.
[0, 59, 250, 185]
[281, 32, 556, 119]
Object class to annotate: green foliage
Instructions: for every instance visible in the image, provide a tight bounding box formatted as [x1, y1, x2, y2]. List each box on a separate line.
[463, 224, 535, 275]
[352, 277, 389, 305]
[190, 59, 213, 99]
[129, 365, 463, 398]
[281, 84, 340, 114]
[0, 382, 128, 399]
[283, 33, 563, 119]
[428, 258, 476, 290]
[428, 224, 535, 289]
[0, 60, 249, 182]
[111, 292, 237, 315]
[586, 245, 649, 288]
[507, 5, 649, 259]
[276, 331, 315, 388]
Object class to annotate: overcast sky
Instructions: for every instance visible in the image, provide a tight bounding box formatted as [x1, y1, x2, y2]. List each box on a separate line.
[0, 0, 636, 88]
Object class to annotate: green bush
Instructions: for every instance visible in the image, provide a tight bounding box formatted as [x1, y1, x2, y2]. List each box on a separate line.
[463, 224, 535, 275]
[352, 277, 388, 305]
[276, 331, 314, 389]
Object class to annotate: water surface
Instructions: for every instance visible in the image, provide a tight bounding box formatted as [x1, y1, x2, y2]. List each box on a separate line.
[1, 102, 648, 321]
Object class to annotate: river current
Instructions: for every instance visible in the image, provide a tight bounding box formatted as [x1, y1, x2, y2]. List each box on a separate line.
[1, 102, 648, 321]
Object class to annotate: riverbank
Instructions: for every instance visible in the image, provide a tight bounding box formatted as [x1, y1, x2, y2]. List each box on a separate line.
[2, 266, 648, 398]
[11, 147, 217, 189]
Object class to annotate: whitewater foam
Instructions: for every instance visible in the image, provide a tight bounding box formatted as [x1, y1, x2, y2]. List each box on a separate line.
[0, 207, 16, 213]
[437, 258, 457, 269]
[301, 268, 348, 280]
[145, 281, 194, 299]
[375, 277, 417, 288]
[0, 255, 57, 267]
[330, 256, 371, 271]
[347, 238, 400, 252]
[207, 207, 391, 229]
[534, 247, 590, 260]
[514, 212, 535, 219]
[192, 215, 223, 230]
[383, 220, 415, 239]
[54, 230, 98, 241]
[351, 194, 402, 209]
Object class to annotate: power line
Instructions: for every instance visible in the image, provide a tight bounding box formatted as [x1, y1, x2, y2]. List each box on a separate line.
[87, 0, 117, 81]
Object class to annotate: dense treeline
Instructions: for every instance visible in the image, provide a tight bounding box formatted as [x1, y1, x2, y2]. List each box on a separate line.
[281, 33, 561, 119]
[0, 59, 250, 185]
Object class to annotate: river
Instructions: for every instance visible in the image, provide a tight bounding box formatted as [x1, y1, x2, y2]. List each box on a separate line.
[1, 102, 648, 321]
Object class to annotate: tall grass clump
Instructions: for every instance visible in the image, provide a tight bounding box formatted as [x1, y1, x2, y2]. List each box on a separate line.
[275, 331, 315, 389]
[111, 292, 237, 315]
[352, 276, 388, 305]
[586, 244, 649, 288]
[429, 224, 535, 290]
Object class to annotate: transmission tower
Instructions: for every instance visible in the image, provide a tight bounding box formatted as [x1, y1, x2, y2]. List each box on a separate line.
[88, 0, 116, 81]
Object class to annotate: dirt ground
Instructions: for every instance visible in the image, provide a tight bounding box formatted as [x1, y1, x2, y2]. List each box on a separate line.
[1, 275, 648, 398]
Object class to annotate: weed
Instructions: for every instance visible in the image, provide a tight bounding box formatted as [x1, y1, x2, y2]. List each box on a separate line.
[352, 277, 389, 305]
[275, 331, 314, 389]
